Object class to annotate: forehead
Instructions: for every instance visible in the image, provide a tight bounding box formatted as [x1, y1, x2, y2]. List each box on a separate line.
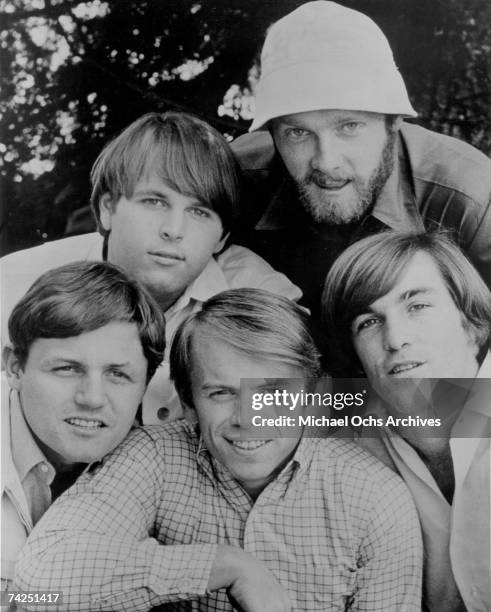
[190, 331, 303, 384]
[274, 109, 385, 128]
[25, 322, 145, 365]
[132, 174, 200, 203]
[368, 252, 453, 310]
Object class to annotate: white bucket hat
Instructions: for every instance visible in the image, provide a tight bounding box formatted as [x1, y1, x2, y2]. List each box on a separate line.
[250, 1, 417, 131]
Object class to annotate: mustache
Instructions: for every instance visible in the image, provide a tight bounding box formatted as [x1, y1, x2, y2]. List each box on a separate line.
[304, 170, 351, 187]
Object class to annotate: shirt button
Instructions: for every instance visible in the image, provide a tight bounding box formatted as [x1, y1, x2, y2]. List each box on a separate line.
[40, 464, 49, 473]
[470, 587, 479, 598]
[157, 407, 170, 421]
[181, 578, 192, 591]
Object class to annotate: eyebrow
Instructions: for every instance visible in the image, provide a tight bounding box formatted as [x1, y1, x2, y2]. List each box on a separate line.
[42, 356, 81, 365]
[201, 383, 236, 392]
[355, 287, 436, 319]
[398, 287, 435, 302]
[42, 357, 134, 369]
[278, 112, 367, 127]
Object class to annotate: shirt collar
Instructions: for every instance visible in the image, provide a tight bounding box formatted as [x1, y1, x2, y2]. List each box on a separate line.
[166, 256, 229, 316]
[255, 135, 424, 233]
[88, 233, 105, 260]
[9, 389, 55, 484]
[453, 352, 491, 422]
[370, 151, 424, 232]
[196, 430, 311, 492]
[477, 351, 491, 379]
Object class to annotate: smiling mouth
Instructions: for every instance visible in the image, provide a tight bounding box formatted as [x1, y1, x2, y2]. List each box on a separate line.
[65, 417, 106, 429]
[229, 439, 272, 451]
[312, 179, 350, 190]
[389, 362, 425, 376]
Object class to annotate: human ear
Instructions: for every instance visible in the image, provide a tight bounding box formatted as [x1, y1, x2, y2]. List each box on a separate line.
[213, 232, 230, 255]
[3, 346, 24, 391]
[99, 193, 114, 232]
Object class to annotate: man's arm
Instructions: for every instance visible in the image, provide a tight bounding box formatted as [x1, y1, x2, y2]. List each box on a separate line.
[14, 428, 216, 611]
[353, 472, 423, 611]
[14, 428, 291, 612]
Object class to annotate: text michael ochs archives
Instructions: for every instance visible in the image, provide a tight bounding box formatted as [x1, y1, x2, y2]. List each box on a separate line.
[248, 389, 442, 431]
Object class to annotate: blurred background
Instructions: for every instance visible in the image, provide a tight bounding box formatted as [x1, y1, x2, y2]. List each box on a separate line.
[1, 0, 490, 256]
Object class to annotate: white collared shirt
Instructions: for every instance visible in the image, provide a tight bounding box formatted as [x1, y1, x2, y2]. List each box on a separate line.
[1, 378, 55, 583]
[357, 355, 491, 611]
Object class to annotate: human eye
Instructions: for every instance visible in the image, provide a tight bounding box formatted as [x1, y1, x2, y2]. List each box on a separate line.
[408, 302, 430, 313]
[209, 388, 235, 401]
[284, 127, 310, 142]
[51, 364, 82, 376]
[340, 121, 364, 135]
[353, 315, 380, 334]
[141, 197, 167, 209]
[189, 206, 211, 219]
[106, 368, 132, 383]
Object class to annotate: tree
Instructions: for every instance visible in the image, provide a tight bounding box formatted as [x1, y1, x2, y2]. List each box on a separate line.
[1, 0, 489, 255]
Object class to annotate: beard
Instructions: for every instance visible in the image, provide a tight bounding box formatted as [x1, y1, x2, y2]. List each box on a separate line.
[296, 129, 397, 225]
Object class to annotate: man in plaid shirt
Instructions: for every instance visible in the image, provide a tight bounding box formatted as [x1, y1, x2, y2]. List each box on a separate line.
[16, 289, 422, 611]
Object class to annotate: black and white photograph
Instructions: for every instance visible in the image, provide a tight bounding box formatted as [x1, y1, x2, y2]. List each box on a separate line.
[1, 1, 490, 610]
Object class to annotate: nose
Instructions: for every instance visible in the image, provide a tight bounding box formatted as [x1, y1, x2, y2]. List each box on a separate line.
[383, 314, 412, 352]
[230, 398, 242, 427]
[74, 375, 106, 410]
[159, 207, 185, 241]
[311, 133, 343, 173]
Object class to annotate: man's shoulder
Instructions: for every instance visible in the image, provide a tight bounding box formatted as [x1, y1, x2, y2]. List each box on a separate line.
[400, 122, 491, 202]
[110, 420, 199, 467]
[216, 244, 302, 302]
[1, 233, 103, 341]
[1, 232, 102, 270]
[310, 437, 408, 494]
[231, 130, 276, 171]
[1, 377, 15, 486]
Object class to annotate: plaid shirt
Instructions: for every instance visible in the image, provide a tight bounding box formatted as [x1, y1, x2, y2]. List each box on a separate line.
[16, 421, 422, 611]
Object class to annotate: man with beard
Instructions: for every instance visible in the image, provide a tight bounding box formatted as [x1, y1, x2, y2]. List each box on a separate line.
[232, 1, 491, 320]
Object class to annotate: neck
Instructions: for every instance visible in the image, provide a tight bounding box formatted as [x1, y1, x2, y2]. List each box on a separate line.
[50, 463, 86, 501]
[152, 289, 183, 312]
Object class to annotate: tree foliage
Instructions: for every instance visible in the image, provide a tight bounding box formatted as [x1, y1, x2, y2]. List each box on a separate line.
[1, 0, 489, 254]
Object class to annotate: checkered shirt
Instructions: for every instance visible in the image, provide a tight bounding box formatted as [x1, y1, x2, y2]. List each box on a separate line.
[15, 421, 422, 611]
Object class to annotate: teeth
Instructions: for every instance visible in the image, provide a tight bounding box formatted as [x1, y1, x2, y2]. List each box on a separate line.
[231, 440, 269, 451]
[392, 363, 420, 374]
[66, 417, 104, 429]
[317, 181, 347, 189]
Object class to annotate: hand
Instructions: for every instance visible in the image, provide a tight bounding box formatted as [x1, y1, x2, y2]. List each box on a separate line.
[208, 545, 292, 612]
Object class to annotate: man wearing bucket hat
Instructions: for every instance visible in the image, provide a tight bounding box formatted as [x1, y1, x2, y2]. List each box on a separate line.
[232, 1, 491, 320]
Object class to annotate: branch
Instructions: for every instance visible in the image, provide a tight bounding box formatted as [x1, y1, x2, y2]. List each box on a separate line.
[79, 57, 247, 134]
[1, 1, 78, 28]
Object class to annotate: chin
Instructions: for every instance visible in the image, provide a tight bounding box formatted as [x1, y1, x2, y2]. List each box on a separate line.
[303, 195, 371, 225]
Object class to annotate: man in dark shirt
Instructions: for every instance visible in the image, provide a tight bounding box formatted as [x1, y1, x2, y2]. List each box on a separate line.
[232, 1, 491, 320]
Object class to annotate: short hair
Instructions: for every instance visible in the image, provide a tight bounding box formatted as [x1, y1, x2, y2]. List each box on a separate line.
[8, 261, 166, 381]
[170, 288, 321, 408]
[90, 111, 241, 236]
[322, 231, 491, 376]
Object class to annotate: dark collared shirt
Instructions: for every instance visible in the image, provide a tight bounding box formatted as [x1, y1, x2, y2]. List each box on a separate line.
[232, 123, 491, 320]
